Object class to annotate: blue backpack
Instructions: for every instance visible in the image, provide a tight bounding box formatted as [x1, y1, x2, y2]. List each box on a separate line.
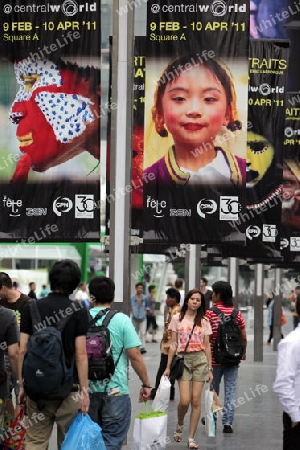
[23, 300, 74, 404]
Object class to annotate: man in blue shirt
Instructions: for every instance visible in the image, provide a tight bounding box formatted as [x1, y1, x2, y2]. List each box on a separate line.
[88, 277, 151, 450]
[130, 282, 148, 354]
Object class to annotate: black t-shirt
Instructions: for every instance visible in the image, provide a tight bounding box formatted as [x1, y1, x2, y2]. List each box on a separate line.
[0, 306, 19, 398]
[0, 293, 29, 326]
[20, 293, 89, 381]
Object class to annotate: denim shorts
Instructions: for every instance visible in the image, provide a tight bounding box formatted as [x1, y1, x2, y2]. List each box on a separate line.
[89, 393, 131, 450]
[180, 351, 209, 382]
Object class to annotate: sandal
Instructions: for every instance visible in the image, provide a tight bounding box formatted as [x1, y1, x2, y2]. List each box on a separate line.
[174, 424, 184, 442]
[188, 438, 198, 449]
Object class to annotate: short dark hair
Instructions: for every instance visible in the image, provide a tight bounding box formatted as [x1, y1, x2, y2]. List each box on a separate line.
[148, 285, 156, 293]
[0, 272, 12, 289]
[89, 277, 115, 303]
[166, 288, 181, 303]
[29, 282, 35, 289]
[174, 278, 183, 289]
[212, 281, 233, 306]
[200, 277, 208, 284]
[49, 260, 81, 295]
[135, 282, 144, 289]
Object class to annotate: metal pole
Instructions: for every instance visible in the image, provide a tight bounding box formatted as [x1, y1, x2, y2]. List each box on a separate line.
[273, 268, 283, 350]
[254, 263, 264, 361]
[185, 244, 200, 292]
[109, 0, 134, 314]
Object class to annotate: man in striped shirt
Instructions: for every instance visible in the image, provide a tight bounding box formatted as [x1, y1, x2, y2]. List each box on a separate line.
[205, 281, 247, 434]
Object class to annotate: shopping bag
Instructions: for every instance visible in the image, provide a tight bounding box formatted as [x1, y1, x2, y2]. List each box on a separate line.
[151, 376, 171, 412]
[132, 411, 168, 450]
[0, 408, 26, 450]
[61, 413, 106, 450]
[281, 310, 287, 326]
[204, 387, 222, 438]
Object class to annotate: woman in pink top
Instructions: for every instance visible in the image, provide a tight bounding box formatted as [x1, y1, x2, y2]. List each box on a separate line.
[163, 289, 213, 449]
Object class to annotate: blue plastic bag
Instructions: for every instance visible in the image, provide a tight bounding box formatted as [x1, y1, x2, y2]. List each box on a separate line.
[61, 413, 106, 450]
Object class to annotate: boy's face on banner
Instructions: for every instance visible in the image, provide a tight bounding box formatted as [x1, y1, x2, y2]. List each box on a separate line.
[160, 65, 229, 150]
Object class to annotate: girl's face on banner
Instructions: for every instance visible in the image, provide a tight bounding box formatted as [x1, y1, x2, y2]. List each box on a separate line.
[160, 64, 229, 149]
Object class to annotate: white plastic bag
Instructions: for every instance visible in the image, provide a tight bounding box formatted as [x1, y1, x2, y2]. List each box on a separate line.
[132, 411, 168, 450]
[151, 376, 171, 412]
[204, 386, 223, 437]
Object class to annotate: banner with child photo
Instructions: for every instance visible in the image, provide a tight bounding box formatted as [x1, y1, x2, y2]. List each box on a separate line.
[142, 0, 250, 245]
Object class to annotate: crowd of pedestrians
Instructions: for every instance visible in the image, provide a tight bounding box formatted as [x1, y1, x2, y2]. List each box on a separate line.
[0, 264, 298, 450]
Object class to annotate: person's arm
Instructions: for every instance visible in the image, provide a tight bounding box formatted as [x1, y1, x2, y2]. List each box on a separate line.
[75, 335, 90, 414]
[7, 343, 19, 382]
[273, 339, 300, 425]
[241, 328, 247, 360]
[127, 346, 151, 402]
[16, 332, 29, 405]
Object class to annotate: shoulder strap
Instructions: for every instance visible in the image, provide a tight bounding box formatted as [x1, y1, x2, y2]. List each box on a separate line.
[230, 309, 239, 320]
[102, 310, 119, 327]
[89, 308, 110, 327]
[28, 299, 74, 332]
[211, 306, 224, 321]
[28, 299, 42, 328]
[182, 323, 196, 356]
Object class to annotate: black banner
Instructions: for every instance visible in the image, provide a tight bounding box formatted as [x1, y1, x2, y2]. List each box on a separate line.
[281, 92, 300, 262]
[0, 0, 100, 241]
[142, 0, 249, 245]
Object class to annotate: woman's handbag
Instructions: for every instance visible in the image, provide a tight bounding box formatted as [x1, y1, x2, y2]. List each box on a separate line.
[170, 356, 184, 380]
[169, 323, 196, 381]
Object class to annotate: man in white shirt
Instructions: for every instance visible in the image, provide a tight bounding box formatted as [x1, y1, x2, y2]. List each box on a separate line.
[273, 299, 300, 450]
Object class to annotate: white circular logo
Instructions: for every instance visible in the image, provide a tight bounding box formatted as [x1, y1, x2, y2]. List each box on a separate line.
[258, 83, 271, 96]
[62, 0, 78, 16]
[284, 127, 294, 138]
[210, 0, 227, 16]
[197, 199, 217, 218]
[151, 4, 160, 13]
[3, 4, 12, 13]
[53, 197, 73, 216]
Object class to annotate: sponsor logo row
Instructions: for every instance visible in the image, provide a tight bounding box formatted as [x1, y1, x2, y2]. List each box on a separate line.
[2, 195, 95, 219]
[147, 196, 241, 221]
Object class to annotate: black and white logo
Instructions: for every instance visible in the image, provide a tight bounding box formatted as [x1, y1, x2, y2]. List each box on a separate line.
[26, 208, 47, 217]
[53, 197, 73, 217]
[146, 196, 167, 218]
[246, 225, 261, 240]
[280, 238, 289, 249]
[262, 224, 278, 242]
[3, 196, 22, 217]
[170, 209, 191, 217]
[75, 195, 94, 219]
[219, 196, 241, 221]
[197, 199, 217, 218]
[290, 237, 300, 251]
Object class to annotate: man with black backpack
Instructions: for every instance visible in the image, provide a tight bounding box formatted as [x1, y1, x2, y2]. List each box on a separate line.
[205, 281, 247, 434]
[87, 276, 152, 450]
[17, 260, 90, 450]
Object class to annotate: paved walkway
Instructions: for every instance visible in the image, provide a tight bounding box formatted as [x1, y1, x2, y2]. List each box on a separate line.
[47, 308, 293, 449]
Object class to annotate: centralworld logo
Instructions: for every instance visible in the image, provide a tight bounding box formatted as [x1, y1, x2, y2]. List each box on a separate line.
[3, 1, 97, 15]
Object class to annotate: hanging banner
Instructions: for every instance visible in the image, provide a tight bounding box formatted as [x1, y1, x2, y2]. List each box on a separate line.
[281, 92, 300, 263]
[0, 0, 100, 241]
[202, 39, 289, 262]
[142, 0, 249, 245]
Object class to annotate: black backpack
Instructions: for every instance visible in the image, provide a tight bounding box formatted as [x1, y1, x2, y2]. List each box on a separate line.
[211, 306, 244, 366]
[86, 309, 122, 381]
[23, 300, 74, 404]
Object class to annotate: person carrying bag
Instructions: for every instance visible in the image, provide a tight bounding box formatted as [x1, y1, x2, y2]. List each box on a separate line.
[169, 324, 196, 380]
[163, 289, 213, 449]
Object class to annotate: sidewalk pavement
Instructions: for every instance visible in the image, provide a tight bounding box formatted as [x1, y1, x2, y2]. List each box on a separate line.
[48, 308, 293, 449]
